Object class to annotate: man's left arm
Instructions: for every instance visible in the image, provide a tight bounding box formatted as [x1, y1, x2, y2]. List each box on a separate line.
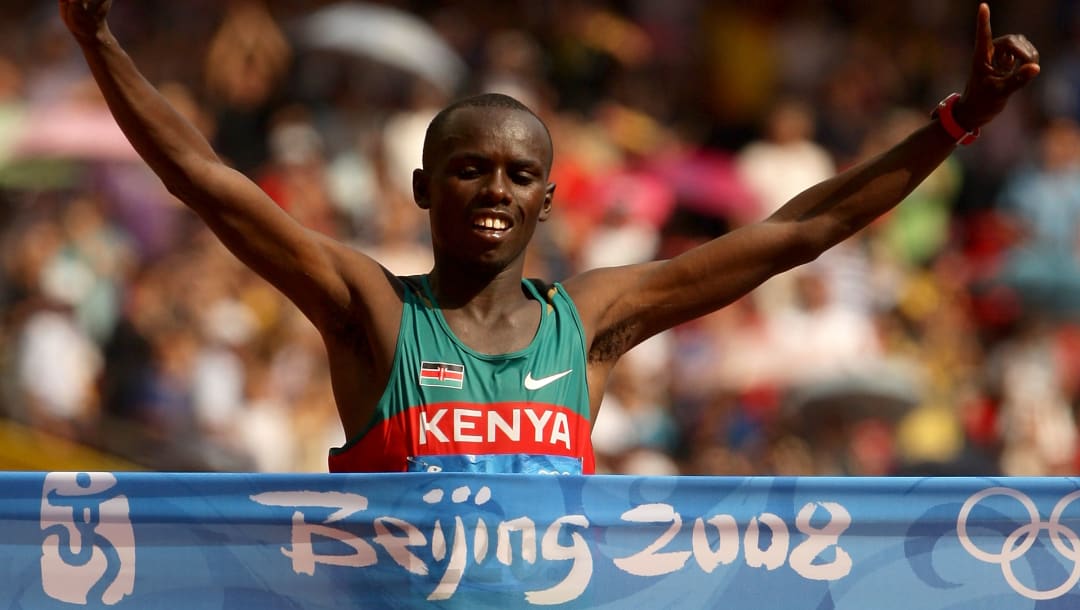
[565, 3, 1039, 368]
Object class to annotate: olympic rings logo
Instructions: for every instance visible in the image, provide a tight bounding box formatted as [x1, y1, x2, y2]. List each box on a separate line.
[957, 487, 1080, 600]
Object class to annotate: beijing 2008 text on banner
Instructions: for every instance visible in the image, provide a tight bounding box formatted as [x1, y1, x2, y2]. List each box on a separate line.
[11, 472, 1080, 608]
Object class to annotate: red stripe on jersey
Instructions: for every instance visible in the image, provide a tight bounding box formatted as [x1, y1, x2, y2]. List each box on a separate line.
[329, 401, 595, 474]
[419, 369, 464, 381]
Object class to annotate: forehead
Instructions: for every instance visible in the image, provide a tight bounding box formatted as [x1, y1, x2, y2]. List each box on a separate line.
[433, 106, 551, 166]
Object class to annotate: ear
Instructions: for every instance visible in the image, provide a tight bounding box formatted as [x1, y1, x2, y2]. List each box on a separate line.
[538, 182, 556, 222]
[412, 169, 430, 210]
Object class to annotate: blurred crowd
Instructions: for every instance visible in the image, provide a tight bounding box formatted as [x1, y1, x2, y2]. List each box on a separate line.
[1, 0, 1079, 475]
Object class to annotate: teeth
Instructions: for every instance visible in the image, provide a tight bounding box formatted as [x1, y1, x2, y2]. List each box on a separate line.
[476, 217, 508, 230]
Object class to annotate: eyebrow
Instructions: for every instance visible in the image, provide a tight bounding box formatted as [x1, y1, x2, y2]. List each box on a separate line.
[447, 152, 544, 170]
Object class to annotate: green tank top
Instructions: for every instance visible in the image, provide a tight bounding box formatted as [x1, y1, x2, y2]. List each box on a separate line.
[328, 275, 595, 474]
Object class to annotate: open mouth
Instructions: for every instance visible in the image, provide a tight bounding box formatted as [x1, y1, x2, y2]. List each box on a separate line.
[471, 213, 512, 236]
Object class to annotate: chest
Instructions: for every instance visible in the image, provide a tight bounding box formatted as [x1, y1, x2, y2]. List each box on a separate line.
[397, 300, 585, 409]
[440, 304, 542, 355]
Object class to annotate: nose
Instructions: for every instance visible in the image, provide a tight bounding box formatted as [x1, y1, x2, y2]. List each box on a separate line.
[480, 169, 512, 204]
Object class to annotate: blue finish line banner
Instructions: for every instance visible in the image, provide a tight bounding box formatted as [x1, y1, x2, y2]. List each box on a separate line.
[7, 473, 1080, 608]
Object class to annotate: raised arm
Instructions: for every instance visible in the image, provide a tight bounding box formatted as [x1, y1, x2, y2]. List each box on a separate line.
[567, 3, 1040, 367]
[58, 0, 400, 334]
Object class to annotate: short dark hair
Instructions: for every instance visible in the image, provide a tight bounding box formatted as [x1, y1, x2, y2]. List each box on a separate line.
[421, 93, 553, 170]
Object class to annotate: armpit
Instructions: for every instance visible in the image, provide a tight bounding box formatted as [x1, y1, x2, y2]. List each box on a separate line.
[588, 319, 636, 364]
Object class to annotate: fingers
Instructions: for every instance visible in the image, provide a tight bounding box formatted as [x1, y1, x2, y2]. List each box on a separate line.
[989, 34, 1041, 92]
[995, 34, 1040, 66]
[973, 3, 993, 66]
[1007, 63, 1041, 91]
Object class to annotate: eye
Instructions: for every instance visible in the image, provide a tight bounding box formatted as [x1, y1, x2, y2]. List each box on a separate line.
[456, 166, 480, 179]
[512, 172, 536, 185]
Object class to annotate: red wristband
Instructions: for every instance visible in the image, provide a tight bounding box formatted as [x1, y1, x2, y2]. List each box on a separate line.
[932, 93, 979, 146]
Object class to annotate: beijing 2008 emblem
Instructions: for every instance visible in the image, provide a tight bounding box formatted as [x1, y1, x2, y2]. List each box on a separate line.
[40, 472, 136, 605]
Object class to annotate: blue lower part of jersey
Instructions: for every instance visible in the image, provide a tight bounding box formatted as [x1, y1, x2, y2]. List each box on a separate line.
[406, 453, 582, 475]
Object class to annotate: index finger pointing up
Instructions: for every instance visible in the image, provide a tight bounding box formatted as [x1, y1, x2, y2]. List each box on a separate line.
[974, 3, 994, 68]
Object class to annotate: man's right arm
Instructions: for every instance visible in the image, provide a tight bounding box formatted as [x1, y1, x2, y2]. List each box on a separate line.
[59, 1, 402, 337]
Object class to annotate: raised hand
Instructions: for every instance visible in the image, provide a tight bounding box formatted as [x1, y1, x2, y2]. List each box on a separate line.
[955, 3, 1040, 130]
[59, 0, 113, 44]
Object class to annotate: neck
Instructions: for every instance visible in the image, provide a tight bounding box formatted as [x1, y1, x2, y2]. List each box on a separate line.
[428, 255, 529, 318]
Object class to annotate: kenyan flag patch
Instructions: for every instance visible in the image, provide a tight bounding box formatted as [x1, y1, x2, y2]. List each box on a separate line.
[419, 361, 465, 389]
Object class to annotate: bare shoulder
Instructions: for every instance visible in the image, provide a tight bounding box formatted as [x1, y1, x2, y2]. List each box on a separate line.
[301, 235, 407, 345]
[561, 263, 663, 314]
[560, 261, 666, 363]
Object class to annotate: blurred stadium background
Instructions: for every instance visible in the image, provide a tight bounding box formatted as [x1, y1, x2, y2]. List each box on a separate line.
[0, 0, 1078, 475]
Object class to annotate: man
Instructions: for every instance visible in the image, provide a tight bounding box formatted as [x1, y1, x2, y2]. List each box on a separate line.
[60, 1, 1039, 474]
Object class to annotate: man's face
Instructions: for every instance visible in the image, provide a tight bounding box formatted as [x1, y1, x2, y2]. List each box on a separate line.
[414, 106, 555, 269]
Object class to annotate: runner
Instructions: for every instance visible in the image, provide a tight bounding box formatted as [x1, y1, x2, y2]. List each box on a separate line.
[60, 1, 1040, 473]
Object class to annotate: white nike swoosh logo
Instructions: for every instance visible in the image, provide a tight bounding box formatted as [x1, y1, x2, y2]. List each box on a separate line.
[524, 369, 573, 390]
